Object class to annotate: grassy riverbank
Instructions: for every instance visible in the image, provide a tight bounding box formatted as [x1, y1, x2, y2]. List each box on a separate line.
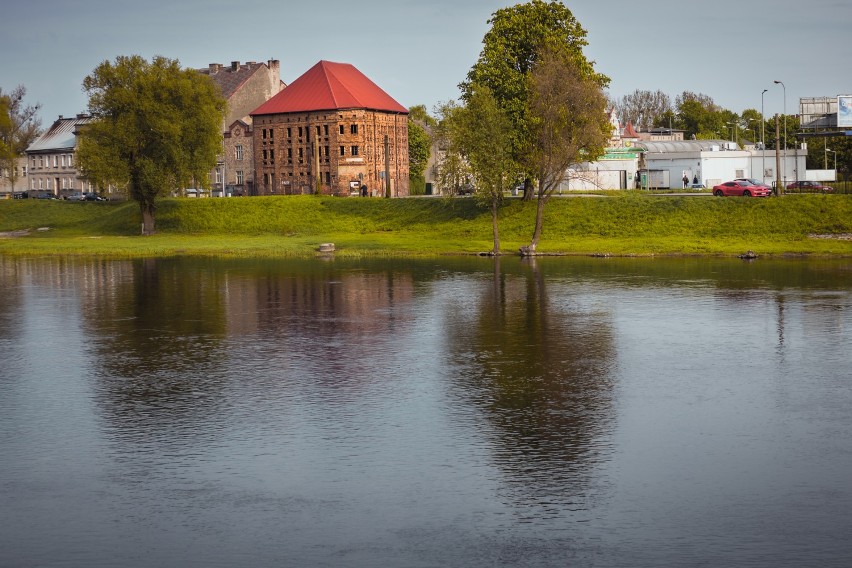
[1, 194, 851, 257]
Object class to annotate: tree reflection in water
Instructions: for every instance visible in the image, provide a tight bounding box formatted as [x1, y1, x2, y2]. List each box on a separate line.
[444, 257, 617, 517]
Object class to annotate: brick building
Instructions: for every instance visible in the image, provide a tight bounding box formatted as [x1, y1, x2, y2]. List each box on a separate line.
[199, 59, 285, 196]
[250, 60, 409, 197]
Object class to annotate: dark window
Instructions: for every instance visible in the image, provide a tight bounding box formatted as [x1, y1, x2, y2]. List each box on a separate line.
[287, 127, 292, 138]
[339, 125, 344, 135]
[298, 126, 303, 137]
[340, 146, 345, 156]
[350, 124, 358, 135]
[324, 125, 329, 136]
[325, 172, 330, 184]
[351, 146, 359, 156]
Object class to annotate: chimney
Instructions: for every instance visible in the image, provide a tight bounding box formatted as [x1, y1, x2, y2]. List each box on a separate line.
[209, 63, 221, 73]
[268, 59, 281, 84]
[231, 61, 239, 71]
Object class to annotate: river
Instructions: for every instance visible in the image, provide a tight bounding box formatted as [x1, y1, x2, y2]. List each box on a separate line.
[1, 255, 850, 567]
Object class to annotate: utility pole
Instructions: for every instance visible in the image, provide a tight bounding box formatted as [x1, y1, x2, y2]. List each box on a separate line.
[775, 114, 782, 196]
[383, 134, 390, 198]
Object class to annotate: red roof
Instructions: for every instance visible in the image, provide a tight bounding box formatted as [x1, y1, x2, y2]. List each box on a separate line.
[251, 60, 407, 116]
[623, 122, 640, 138]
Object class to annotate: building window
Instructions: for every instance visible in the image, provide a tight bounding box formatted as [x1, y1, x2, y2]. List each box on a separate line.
[339, 125, 344, 135]
[324, 145, 329, 157]
[351, 146, 359, 156]
[316, 125, 321, 136]
[269, 128, 274, 140]
[215, 168, 222, 184]
[68, 155, 73, 167]
[287, 127, 292, 138]
[38, 178, 43, 189]
[61, 178, 67, 189]
[298, 126, 303, 138]
[350, 124, 358, 135]
[53, 155, 58, 167]
[269, 149, 274, 161]
[325, 172, 330, 184]
[38, 156, 43, 167]
[340, 146, 345, 156]
[235, 145, 244, 160]
[236, 170, 244, 185]
[31, 179, 35, 190]
[262, 129, 267, 139]
[287, 148, 292, 158]
[324, 125, 329, 136]
[31, 156, 36, 168]
[61, 155, 66, 167]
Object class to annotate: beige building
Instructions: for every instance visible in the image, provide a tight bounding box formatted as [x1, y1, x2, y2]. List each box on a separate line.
[1, 155, 28, 198]
[25, 114, 94, 197]
[199, 59, 285, 196]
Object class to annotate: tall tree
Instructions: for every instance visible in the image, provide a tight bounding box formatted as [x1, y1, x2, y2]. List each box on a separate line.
[77, 55, 226, 234]
[461, 0, 608, 201]
[433, 100, 472, 196]
[614, 89, 672, 132]
[0, 85, 42, 191]
[522, 43, 611, 253]
[451, 84, 517, 254]
[407, 105, 433, 195]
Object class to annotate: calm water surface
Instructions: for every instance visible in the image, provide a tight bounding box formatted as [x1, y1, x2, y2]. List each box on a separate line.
[1, 256, 850, 567]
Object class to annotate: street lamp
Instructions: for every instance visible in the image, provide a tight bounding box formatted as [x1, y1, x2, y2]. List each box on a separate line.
[761, 88, 768, 184]
[774, 80, 786, 185]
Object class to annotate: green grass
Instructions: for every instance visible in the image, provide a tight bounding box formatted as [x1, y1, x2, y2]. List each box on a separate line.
[1, 194, 851, 258]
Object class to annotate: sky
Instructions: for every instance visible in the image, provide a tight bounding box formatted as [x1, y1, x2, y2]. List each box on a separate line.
[2, 0, 849, 129]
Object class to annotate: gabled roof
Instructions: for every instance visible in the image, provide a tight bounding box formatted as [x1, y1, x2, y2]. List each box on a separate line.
[622, 122, 640, 138]
[199, 60, 283, 100]
[26, 114, 92, 153]
[251, 60, 407, 116]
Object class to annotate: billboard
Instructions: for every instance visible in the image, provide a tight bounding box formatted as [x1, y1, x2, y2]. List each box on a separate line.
[839, 95, 852, 128]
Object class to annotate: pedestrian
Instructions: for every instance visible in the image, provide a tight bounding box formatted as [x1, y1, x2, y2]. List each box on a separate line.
[361, 184, 368, 197]
[682, 174, 689, 189]
[693, 175, 698, 185]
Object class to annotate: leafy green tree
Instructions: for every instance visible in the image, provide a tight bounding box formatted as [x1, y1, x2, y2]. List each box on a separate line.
[450, 84, 516, 254]
[462, 0, 608, 201]
[0, 85, 42, 191]
[522, 43, 610, 253]
[433, 100, 472, 196]
[407, 105, 433, 196]
[77, 55, 226, 234]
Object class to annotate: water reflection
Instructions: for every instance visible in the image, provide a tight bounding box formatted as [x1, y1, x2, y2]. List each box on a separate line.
[445, 257, 616, 518]
[1, 255, 850, 568]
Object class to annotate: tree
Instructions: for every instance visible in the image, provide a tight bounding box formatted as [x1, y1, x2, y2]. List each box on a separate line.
[462, 0, 607, 201]
[0, 85, 42, 192]
[614, 89, 672, 132]
[407, 105, 433, 195]
[77, 55, 226, 235]
[433, 100, 473, 196]
[522, 44, 611, 253]
[450, 84, 517, 254]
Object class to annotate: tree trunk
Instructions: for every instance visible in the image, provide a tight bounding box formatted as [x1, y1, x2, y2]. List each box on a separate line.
[140, 201, 156, 235]
[490, 197, 500, 255]
[522, 177, 534, 202]
[527, 195, 548, 252]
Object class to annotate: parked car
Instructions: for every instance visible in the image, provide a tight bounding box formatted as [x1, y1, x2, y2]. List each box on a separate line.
[688, 182, 706, 190]
[64, 192, 85, 201]
[84, 192, 106, 201]
[712, 180, 771, 197]
[35, 192, 58, 200]
[734, 178, 772, 190]
[12, 192, 28, 199]
[785, 180, 834, 193]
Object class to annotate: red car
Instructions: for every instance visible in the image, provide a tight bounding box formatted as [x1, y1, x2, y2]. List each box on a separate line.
[785, 180, 834, 193]
[712, 180, 772, 197]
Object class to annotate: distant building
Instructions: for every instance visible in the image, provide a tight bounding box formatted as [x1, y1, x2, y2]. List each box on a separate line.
[25, 114, 93, 197]
[0, 156, 28, 198]
[250, 60, 409, 197]
[198, 59, 285, 196]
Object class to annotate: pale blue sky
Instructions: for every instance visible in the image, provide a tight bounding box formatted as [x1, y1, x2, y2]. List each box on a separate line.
[2, 0, 849, 127]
